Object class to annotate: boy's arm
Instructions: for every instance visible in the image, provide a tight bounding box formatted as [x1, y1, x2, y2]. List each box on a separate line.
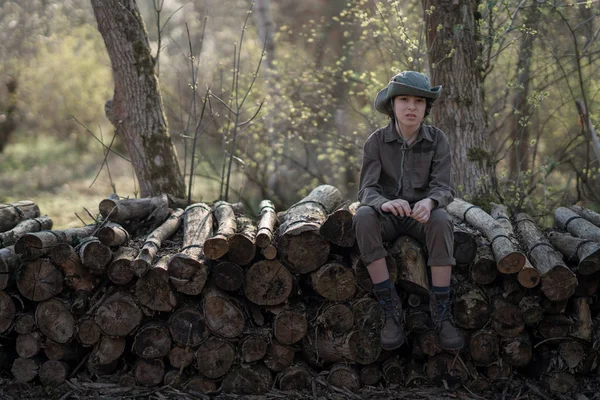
[427, 131, 455, 208]
[357, 140, 388, 212]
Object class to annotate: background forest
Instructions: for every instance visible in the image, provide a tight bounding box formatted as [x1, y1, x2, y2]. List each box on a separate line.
[0, 0, 598, 228]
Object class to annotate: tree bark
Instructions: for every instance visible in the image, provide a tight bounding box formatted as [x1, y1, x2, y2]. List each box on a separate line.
[568, 205, 600, 227]
[0, 216, 52, 248]
[204, 201, 236, 260]
[90, 0, 185, 198]
[277, 185, 343, 273]
[168, 203, 212, 295]
[447, 199, 525, 273]
[256, 200, 277, 248]
[453, 225, 477, 266]
[515, 213, 577, 301]
[132, 208, 183, 277]
[555, 206, 600, 241]
[423, 0, 494, 199]
[244, 259, 294, 306]
[15, 225, 96, 260]
[135, 255, 176, 312]
[547, 231, 600, 275]
[471, 245, 497, 284]
[0, 200, 40, 233]
[0, 246, 19, 290]
[570, 297, 592, 341]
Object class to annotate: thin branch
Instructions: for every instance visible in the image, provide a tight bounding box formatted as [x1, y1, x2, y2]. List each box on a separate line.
[71, 116, 129, 162]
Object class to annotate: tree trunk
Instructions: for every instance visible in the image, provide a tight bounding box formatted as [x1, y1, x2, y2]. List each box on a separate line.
[310, 262, 356, 301]
[244, 259, 294, 306]
[0, 246, 19, 290]
[97, 222, 129, 247]
[0, 216, 52, 248]
[423, 0, 494, 199]
[49, 243, 97, 293]
[90, 0, 185, 198]
[167, 306, 209, 347]
[195, 337, 235, 379]
[94, 292, 142, 337]
[515, 213, 577, 301]
[555, 206, 600, 241]
[135, 255, 176, 312]
[547, 231, 600, 275]
[15, 225, 96, 260]
[203, 285, 245, 338]
[35, 298, 75, 344]
[132, 208, 183, 277]
[168, 203, 212, 295]
[319, 202, 359, 248]
[0, 200, 40, 233]
[227, 215, 257, 266]
[447, 199, 525, 273]
[17, 259, 63, 301]
[256, 200, 277, 248]
[277, 185, 342, 273]
[204, 201, 236, 260]
[133, 323, 172, 359]
[106, 246, 136, 285]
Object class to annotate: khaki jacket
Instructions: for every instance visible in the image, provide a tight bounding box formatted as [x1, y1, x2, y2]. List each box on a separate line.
[358, 122, 455, 212]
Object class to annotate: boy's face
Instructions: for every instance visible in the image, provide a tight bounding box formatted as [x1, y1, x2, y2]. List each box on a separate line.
[393, 95, 426, 132]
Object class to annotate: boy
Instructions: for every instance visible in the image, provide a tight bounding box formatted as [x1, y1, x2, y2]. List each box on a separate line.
[353, 71, 463, 351]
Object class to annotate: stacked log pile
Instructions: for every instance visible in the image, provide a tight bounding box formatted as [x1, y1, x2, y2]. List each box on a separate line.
[0, 191, 599, 396]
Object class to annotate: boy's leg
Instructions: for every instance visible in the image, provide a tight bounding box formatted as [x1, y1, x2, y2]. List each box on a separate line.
[353, 206, 405, 350]
[404, 208, 464, 350]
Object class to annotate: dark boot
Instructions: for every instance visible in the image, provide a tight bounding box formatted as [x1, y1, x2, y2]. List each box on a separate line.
[373, 286, 406, 350]
[429, 290, 464, 350]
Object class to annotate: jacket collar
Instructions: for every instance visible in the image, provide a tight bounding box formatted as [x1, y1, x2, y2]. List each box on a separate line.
[383, 121, 432, 143]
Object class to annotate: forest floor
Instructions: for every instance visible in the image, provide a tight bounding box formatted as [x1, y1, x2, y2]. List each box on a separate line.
[1, 376, 599, 400]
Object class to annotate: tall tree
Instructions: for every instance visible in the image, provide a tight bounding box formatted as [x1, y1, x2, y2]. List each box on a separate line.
[91, 0, 186, 198]
[422, 0, 495, 200]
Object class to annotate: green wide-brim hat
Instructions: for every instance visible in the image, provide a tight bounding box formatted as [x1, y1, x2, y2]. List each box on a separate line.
[374, 71, 442, 115]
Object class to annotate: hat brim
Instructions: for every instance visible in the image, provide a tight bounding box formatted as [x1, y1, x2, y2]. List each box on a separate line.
[374, 82, 442, 115]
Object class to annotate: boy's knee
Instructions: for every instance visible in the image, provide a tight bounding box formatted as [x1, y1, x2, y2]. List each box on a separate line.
[428, 208, 452, 229]
[353, 206, 379, 228]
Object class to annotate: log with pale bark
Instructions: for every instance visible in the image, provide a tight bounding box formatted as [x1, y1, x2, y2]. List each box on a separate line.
[514, 213, 577, 301]
[132, 208, 183, 277]
[204, 201, 236, 260]
[14, 225, 96, 260]
[256, 200, 277, 248]
[555, 206, 600, 241]
[447, 199, 526, 274]
[168, 203, 212, 295]
[277, 185, 343, 273]
[0, 200, 40, 233]
[568, 205, 600, 227]
[0, 216, 53, 248]
[547, 231, 600, 275]
[99, 194, 169, 225]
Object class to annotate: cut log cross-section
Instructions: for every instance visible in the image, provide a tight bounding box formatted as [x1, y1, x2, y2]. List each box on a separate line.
[97, 222, 129, 247]
[256, 200, 277, 248]
[87, 336, 126, 376]
[49, 243, 97, 293]
[107, 246, 137, 286]
[240, 334, 268, 363]
[212, 261, 244, 292]
[0, 216, 53, 248]
[77, 236, 112, 275]
[389, 235, 429, 297]
[167, 306, 209, 347]
[203, 285, 245, 339]
[133, 323, 172, 359]
[319, 201, 359, 248]
[0, 246, 19, 290]
[35, 298, 75, 344]
[514, 213, 577, 301]
[547, 231, 600, 276]
[132, 208, 183, 277]
[168, 203, 212, 295]
[95, 292, 143, 337]
[277, 185, 343, 273]
[447, 199, 526, 274]
[490, 204, 540, 288]
[227, 215, 257, 266]
[273, 310, 307, 345]
[204, 201, 236, 260]
[0, 291, 16, 334]
[244, 259, 294, 306]
[17, 258, 63, 301]
[195, 337, 235, 379]
[310, 262, 356, 301]
[135, 255, 177, 312]
[0, 200, 40, 233]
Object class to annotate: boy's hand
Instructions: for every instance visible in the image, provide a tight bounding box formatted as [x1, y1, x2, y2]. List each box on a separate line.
[381, 199, 412, 217]
[411, 198, 436, 223]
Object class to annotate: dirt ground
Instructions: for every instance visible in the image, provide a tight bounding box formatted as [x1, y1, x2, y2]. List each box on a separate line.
[1, 376, 600, 400]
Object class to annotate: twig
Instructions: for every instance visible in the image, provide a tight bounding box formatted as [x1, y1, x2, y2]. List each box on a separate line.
[69, 352, 91, 379]
[526, 382, 552, 400]
[533, 336, 570, 348]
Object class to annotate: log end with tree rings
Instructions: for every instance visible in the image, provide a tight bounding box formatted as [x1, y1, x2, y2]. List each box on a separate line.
[453, 289, 491, 330]
[497, 251, 526, 274]
[327, 364, 360, 392]
[133, 323, 172, 359]
[135, 268, 176, 312]
[277, 231, 330, 274]
[203, 288, 245, 339]
[540, 265, 578, 302]
[274, 310, 307, 345]
[317, 303, 354, 333]
[39, 360, 69, 387]
[501, 333, 532, 367]
[213, 261, 244, 292]
[203, 235, 229, 260]
[517, 261, 541, 288]
[11, 357, 39, 382]
[0, 290, 16, 334]
[240, 334, 268, 363]
[319, 208, 356, 248]
[491, 299, 524, 339]
[426, 353, 468, 386]
[77, 317, 102, 347]
[227, 234, 256, 266]
[167, 345, 194, 369]
[167, 254, 209, 295]
[359, 364, 381, 386]
[310, 262, 356, 302]
[134, 358, 165, 387]
[17, 259, 63, 301]
[244, 260, 293, 306]
[543, 371, 577, 394]
[222, 364, 273, 395]
[279, 365, 313, 391]
[94, 292, 142, 337]
[264, 341, 295, 372]
[195, 337, 235, 379]
[35, 298, 75, 344]
[87, 337, 126, 376]
[469, 329, 499, 366]
[78, 237, 112, 274]
[184, 376, 218, 394]
[168, 307, 209, 347]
